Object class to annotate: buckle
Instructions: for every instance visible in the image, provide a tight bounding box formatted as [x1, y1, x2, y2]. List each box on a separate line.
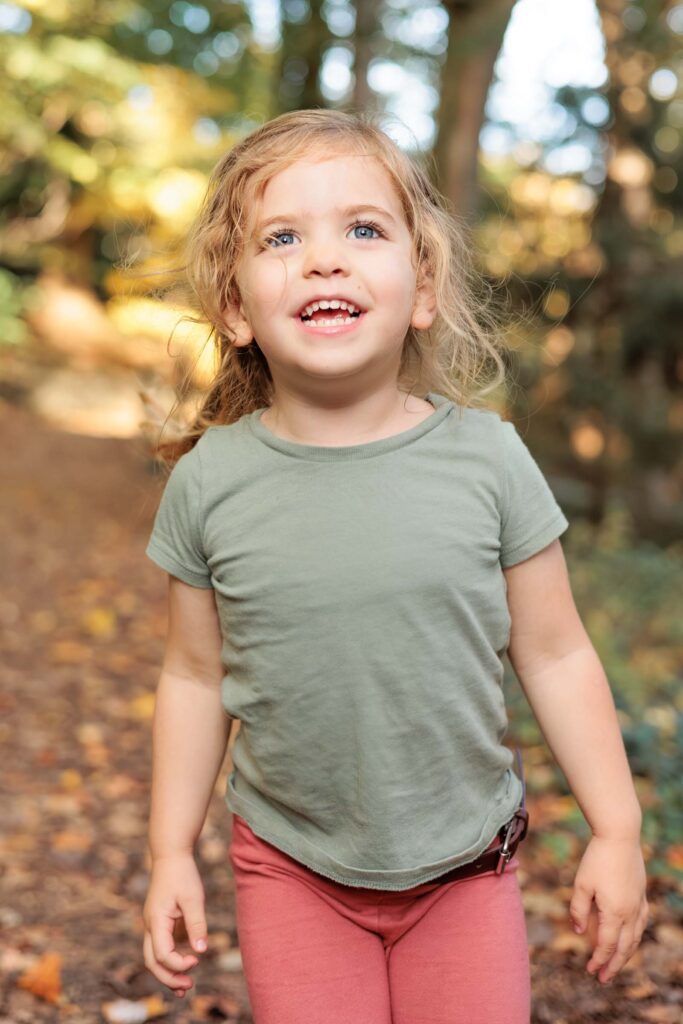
[494, 808, 528, 875]
[495, 818, 515, 875]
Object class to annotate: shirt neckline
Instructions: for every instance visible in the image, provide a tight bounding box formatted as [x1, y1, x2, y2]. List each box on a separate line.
[246, 392, 454, 461]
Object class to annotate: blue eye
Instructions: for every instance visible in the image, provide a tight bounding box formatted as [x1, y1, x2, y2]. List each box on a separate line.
[265, 230, 296, 248]
[350, 221, 382, 240]
[264, 219, 385, 248]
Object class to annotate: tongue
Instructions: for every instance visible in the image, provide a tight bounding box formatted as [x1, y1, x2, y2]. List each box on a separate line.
[309, 308, 345, 321]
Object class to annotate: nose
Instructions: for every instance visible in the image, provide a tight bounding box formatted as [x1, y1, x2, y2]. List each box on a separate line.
[301, 227, 352, 278]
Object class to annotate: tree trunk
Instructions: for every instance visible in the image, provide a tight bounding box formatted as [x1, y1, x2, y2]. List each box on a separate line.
[352, 0, 380, 114]
[433, 0, 517, 222]
[277, 0, 328, 113]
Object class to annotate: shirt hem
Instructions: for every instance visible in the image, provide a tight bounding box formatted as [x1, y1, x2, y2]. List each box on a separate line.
[224, 773, 524, 891]
[145, 539, 213, 588]
[500, 511, 569, 568]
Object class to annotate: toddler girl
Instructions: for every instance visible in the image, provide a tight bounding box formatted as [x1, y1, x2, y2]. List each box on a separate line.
[142, 109, 647, 1024]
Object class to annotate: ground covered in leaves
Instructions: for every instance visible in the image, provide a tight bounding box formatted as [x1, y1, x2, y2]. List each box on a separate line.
[1, 399, 682, 1024]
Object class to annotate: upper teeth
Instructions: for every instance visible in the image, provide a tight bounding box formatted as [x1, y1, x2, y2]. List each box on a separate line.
[301, 299, 359, 317]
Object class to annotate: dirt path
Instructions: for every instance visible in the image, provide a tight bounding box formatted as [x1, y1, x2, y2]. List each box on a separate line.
[0, 400, 247, 1023]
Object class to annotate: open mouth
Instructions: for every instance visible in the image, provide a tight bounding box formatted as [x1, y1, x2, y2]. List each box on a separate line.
[295, 299, 366, 327]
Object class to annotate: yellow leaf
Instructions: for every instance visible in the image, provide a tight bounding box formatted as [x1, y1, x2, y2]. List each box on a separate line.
[82, 606, 117, 638]
[129, 693, 156, 719]
[60, 769, 82, 791]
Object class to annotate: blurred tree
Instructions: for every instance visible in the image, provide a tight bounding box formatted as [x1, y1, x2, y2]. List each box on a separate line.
[278, 0, 329, 111]
[0, 0, 255, 297]
[559, 0, 683, 539]
[433, 0, 517, 221]
[352, 0, 380, 113]
[466, 0, 682, 541]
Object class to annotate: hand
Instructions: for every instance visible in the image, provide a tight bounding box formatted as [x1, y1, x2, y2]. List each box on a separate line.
[142, 853, 208, 998]
[569, 835, 649, 984]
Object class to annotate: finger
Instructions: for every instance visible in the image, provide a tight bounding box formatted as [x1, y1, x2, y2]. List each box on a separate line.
[179, 894, 208, 954]
[630, 907, 647, 951]
[587, 917, 621, 975]
[595, 924, 637, 983]
[637, 900, 651, 937]
[569, 887, 593, 934]
[149, 915, 199, 973]
[628, 902, 650, 956]
[143, 932, 195, 994]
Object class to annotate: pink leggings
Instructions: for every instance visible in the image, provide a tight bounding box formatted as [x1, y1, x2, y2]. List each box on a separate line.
[228, 814, 530, 1024]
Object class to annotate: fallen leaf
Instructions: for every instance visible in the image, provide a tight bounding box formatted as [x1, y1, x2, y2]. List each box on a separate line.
[216, 949, 243, 971]
[129, 693, 155, 719]
[190, 992, 241, 1019]
[101, 994, 169, 1023]
[77, 722, 105, 745]
[82, 606, 117, 638]
[655, 923, 683, 947]
[102, 773, 138, 799]
[0, 946, 35, 972]
[550, 931, 586, 953]
[624, 977, 659, 999]
[51, 830, 93, 853]
[638, 1004, 682, 1023]
[17, 952, 63, 1003]
[51, 640, 91, 664]
[60, 768, 82, 791]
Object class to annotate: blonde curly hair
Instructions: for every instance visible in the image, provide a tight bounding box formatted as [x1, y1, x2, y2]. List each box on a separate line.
[146, 108, 513, 464]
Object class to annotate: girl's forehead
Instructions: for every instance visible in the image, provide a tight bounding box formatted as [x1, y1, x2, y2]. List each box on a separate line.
[249, 152, 405, 224]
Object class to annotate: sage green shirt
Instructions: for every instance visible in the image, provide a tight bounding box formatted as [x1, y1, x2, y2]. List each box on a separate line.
[146, 392, 569, 889]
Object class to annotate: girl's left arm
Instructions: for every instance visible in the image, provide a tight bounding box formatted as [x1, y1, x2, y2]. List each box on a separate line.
[503, 539, 649, 986]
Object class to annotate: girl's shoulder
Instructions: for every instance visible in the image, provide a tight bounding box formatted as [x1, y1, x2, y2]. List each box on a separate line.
[196, 412, 256, 454]
[449, 401, 527, 439]
[444, 400, 506, 440]
[444, 403, 546, 481]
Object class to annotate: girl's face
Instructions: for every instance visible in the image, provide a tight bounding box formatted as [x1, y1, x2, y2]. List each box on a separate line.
[226, 152, 436, 399]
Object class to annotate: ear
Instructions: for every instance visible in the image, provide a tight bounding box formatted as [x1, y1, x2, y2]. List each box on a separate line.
[221, 297, 254, 348]
[411, 260, 437, 331]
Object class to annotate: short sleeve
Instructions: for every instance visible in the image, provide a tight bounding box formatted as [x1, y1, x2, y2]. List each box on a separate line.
[498, 419, 569, 568]
[145, 446, 213, 588]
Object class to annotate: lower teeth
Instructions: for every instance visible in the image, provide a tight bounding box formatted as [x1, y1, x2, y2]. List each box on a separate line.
[304, 315, 357, 326]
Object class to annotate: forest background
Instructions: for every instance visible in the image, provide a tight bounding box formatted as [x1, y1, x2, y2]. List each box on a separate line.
[1, 1, 682, 1022]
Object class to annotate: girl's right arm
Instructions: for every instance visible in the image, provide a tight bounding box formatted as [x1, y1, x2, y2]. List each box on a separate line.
[142, 575, 233, 999]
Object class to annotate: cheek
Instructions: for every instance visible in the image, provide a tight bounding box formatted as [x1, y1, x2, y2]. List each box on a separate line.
[242, 263, 291, 319]
[376, 263, 418, 319]
[370, 252, 415, 296]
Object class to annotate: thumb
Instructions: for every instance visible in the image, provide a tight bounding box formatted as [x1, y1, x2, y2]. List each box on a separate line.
[569, 886, 593, 934]
[180, 895, 208, 953]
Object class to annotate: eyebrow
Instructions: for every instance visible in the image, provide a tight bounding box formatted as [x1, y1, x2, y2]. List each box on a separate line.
[254, 204, 398, 234]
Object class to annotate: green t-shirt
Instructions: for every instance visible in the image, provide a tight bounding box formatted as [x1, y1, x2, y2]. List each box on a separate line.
[146, 392, 569, 890]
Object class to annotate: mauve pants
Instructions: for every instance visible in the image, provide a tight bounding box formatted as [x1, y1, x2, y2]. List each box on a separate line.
[228, 813, 531, 1024]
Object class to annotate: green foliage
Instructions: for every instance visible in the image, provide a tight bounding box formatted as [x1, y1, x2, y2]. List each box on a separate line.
[0, 0, 251, 289]
[0, 270, 43, 346]
[624, 716, 683, 854]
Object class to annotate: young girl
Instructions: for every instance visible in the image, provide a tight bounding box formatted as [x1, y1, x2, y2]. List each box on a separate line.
[141, 109, 648, 1024]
